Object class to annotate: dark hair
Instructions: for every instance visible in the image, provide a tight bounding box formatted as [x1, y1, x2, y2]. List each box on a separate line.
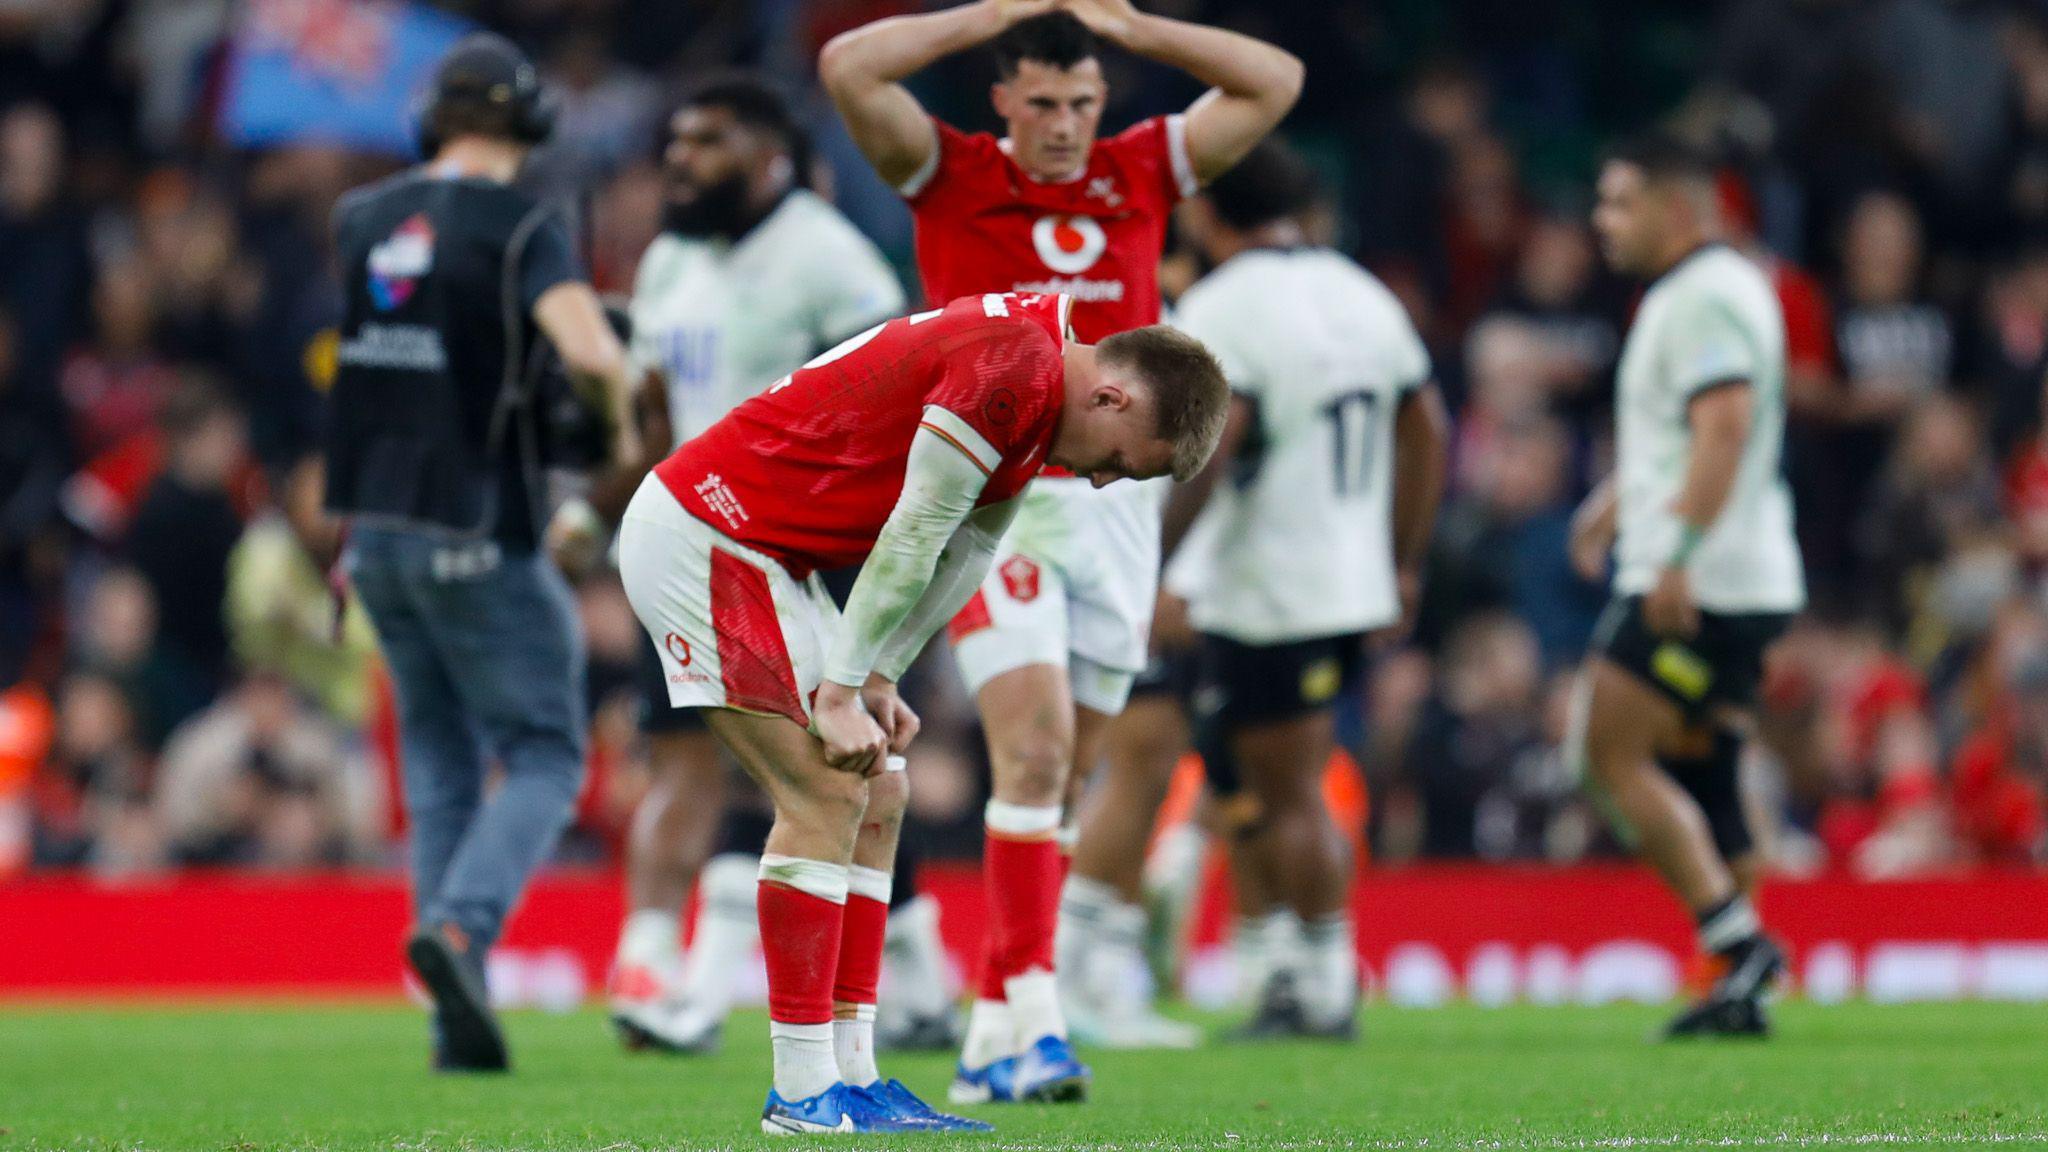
[1604, 132, 1716, 188]
[1097, 326, 1231, 481]
[1203, 139, 1318, 231]
[993, 14, 1097, 78]
[675, 72, 813, 186]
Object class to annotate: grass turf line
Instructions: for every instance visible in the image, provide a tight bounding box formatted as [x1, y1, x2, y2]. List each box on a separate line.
[1, 1002, 2044, 1151]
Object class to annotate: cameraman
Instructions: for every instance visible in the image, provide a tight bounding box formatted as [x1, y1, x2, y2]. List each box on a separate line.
[322, 33, 637, 1073]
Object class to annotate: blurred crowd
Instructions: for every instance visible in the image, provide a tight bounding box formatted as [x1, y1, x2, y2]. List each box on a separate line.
[4, 0, 2048, 880]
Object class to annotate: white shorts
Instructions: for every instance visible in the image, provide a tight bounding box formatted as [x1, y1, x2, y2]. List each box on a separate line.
[617, 476, 838, 727]
[947, 476, 1162, 717]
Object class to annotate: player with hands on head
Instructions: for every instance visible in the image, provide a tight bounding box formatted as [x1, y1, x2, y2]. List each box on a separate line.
[822, 0, 1301, 1097]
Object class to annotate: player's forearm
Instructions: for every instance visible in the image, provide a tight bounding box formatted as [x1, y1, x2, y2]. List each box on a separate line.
[1118, 14, 1302, 110]
[819, 1, 1006, 91]
[873, 500, 1017, 681]
[1389, 385, 1449, 573]
[822, 428, 987, 686]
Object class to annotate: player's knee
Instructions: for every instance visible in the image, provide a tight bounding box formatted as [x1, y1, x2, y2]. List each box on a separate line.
[787, 766, 870, 838]
[861, 768, 909, 832]
[990, 734, 1071, 805]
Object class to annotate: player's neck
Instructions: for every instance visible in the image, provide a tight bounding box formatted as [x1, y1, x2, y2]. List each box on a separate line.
[1048, 344, 1101, 469]
[1647, 229, 1717, 279]
[428, 139, 525, 184]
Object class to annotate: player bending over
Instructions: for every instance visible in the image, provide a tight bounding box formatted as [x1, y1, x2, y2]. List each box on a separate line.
[617, 291, 1227, 1134]
[603, 75, 955, 1056]
[1162, 140, 1449, 1040]
[1570, 136, 1804, 1038]
[822, 0, 1301, 1093]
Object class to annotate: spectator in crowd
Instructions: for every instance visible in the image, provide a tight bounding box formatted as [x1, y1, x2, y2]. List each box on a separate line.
[0, 304, 69, 678]
[124, 384, 249, 715]
[32, 668, 160, 873]
[1856, 395, 2004, 640]
[0, 102, 90, 398]
[1478, 211, 1624, 430]
[154, 668, 381, 867]
[70, 566, 200, 749]
[1402, 612, 1545, 859]
[224, 455, 378, 729]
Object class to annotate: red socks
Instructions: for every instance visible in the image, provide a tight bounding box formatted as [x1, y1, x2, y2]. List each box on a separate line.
[978, 802, 1065, 999]
[757, 855, 848, 1025]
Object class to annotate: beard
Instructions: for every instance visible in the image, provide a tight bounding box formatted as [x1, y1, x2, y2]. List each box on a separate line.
[664, 172, 751, 239]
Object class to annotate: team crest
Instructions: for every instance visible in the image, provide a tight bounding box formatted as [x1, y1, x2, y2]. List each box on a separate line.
[367, 213, 435, 311]
[999, 555, 1041, 602]
[1031, 214, 1108, 275]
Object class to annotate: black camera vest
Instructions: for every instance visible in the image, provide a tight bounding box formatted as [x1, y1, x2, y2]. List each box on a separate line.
[324, 170, 566, 547]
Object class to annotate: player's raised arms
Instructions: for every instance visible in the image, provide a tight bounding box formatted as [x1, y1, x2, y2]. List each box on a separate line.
[1059, 0, 1303, 185]
[820, 0, 1059, 189]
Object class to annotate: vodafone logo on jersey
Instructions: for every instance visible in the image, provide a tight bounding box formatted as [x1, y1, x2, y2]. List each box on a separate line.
[1031, 214, 1108, 274]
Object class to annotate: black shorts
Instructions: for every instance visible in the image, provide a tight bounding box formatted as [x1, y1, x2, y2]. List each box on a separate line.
[1128, 648, 1197, 703]
[1193, 632, 1368, 729]
[637, 633, 710, 735]
[1591, 595, 1790, 718]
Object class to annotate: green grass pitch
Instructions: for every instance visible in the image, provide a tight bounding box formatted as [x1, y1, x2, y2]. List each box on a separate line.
[3, 1002, 2045, 1151]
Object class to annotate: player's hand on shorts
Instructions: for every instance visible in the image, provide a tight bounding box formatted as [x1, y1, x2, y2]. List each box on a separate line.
[860, 675, 921, 756]
[814, 681, 889, 775]
[1059, 0, 1141, 39]
[1643, 565, 1699, 639]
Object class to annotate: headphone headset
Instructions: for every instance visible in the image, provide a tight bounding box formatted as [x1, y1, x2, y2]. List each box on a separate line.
[415, 33, 559, 159]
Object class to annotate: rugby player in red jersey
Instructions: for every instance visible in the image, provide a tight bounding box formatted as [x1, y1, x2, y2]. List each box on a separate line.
[821, 0, 1301, 1100]
[616, 291, 1227, 1134]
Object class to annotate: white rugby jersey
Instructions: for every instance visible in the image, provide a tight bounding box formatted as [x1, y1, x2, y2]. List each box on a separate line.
[1611, 243, 1804, 614]
[628, 189, 905, 444]
[1173, 248, 1429, 644]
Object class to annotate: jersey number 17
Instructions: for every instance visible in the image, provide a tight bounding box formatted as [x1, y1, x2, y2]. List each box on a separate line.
[1321, 388, 1383, 496]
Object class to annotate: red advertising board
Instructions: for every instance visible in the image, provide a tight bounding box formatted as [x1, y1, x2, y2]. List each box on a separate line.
[5, 866, 2047, 1004]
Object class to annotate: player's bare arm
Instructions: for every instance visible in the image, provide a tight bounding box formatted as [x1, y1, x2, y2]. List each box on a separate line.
[1570, 473, 1618, 583]
[819, 0, 1058, 189]
[1644, 381, 1755, 639]
[534, 282, 642, 469]
[1385, 382, 1451, 639]
[1061, 0, 1303, 184]
[1159, 393, 1254, 558]
[816, 425, 1010, 773]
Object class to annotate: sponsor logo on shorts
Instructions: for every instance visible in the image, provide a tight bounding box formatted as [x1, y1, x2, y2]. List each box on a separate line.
[664, 632, 692, 667]
[1651, 642, 1712, 701]
[668, 671, 711, 686]
[1300, 657, 1343, 705]
[999, 555, 1041, 602]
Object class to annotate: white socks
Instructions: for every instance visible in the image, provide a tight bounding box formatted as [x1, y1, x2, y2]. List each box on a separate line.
[1056, 875, 1120, 1003]
[961, 999, 1014, 1071]
[615, 908, 680, 973]
[834, 1006, 880, 1088]
[1301, 914, 1357, 1026]
[684, 853, 761, 1021]
[1006, 968, 1066, 1047]
[770, 1020, 840, 1101]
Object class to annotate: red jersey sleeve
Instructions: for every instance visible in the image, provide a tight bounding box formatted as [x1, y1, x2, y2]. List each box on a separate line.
[900, 117, 998, 206]
[919, 321, 1063, 477]
[1104, 114, 1201, 208]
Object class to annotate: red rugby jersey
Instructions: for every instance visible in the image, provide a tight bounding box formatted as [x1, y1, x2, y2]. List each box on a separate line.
[902, 114, 1197, 343]
[656, 293, 1072, 576]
